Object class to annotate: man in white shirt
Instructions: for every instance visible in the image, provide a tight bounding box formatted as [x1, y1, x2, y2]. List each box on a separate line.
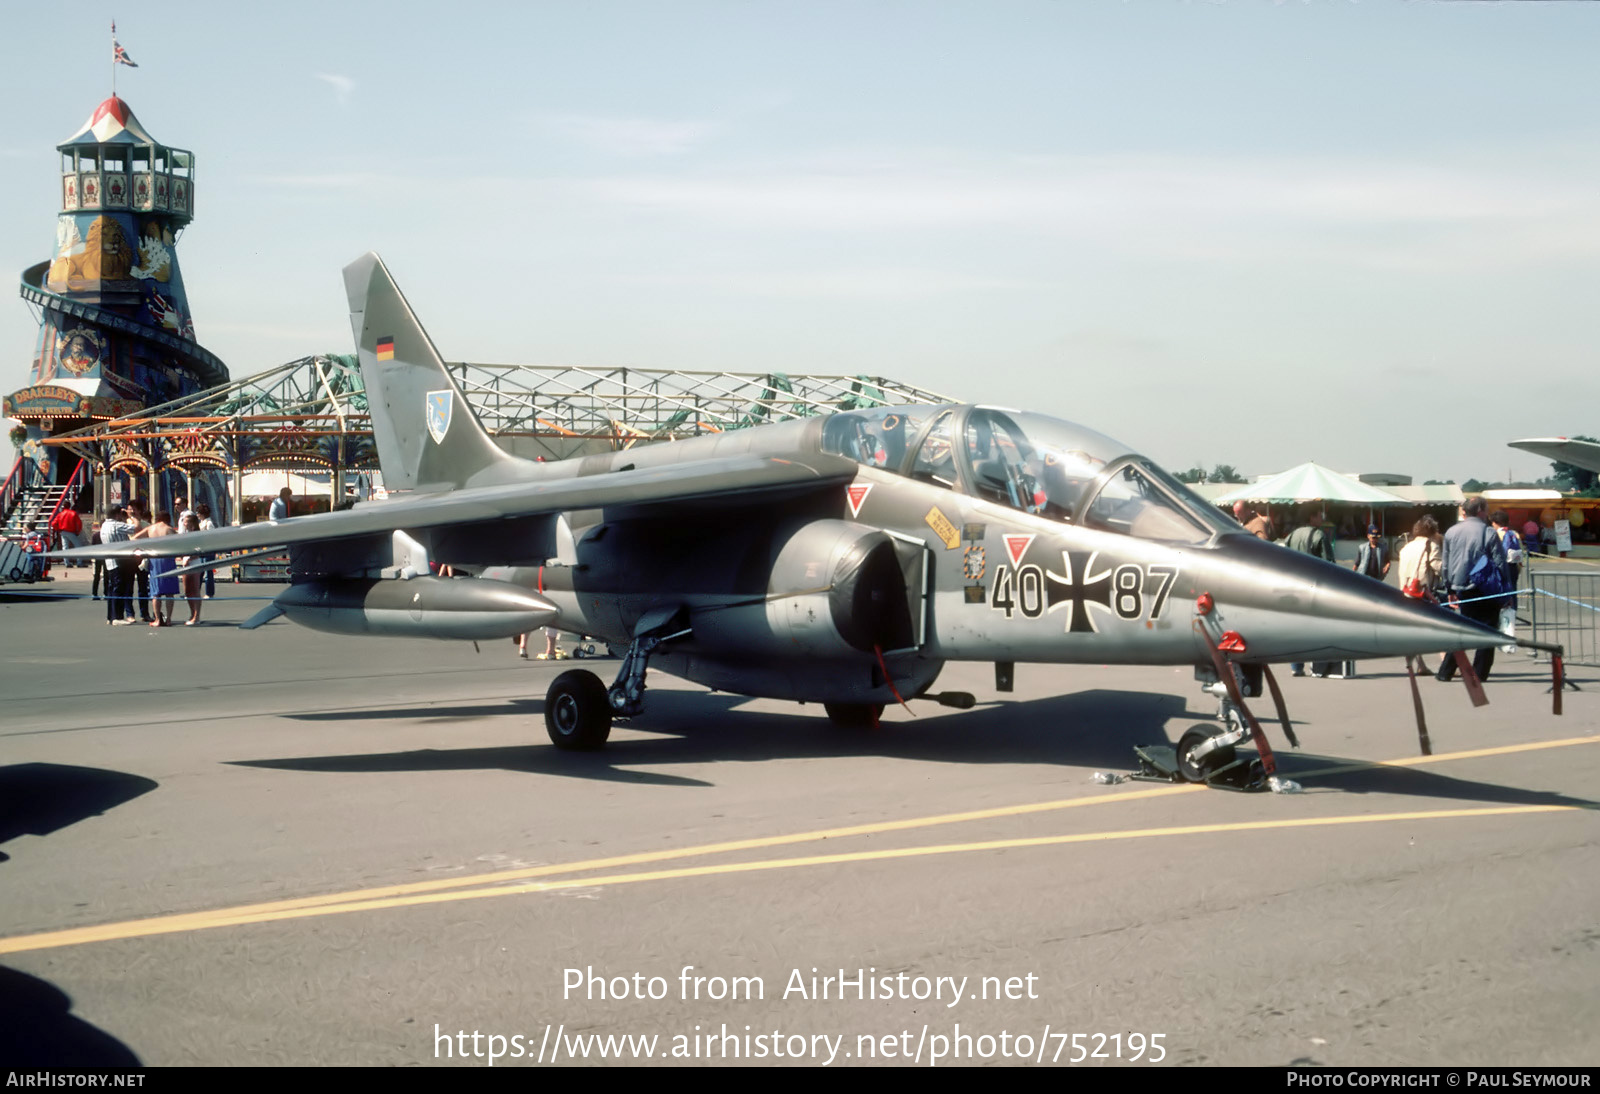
[99, 508, 136, 625]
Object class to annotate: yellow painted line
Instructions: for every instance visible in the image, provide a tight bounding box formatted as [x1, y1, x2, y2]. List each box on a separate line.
[17, 783, 1204, 924]
[16, 729, 1584, 943]
[0, 804, 1579, 956]
[0, 734, 1592, 955]
[1373, 735, 1600, 767]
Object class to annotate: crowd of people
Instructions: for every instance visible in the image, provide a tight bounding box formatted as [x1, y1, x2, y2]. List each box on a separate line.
[1252, 497, 1527, 684]
[1407, 499, 1523, 684]
[92, 496, 216, 627]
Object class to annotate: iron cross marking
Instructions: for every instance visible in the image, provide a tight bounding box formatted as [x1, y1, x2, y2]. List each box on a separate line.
[1046, 549, 1113, 633]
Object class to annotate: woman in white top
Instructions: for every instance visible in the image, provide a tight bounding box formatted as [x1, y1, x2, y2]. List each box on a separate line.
[1397, 515, 1442, 599]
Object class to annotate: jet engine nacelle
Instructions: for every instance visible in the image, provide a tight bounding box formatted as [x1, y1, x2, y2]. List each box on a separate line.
[690, 519, 917, 659]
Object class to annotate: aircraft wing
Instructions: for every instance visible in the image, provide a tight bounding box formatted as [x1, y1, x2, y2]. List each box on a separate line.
[1509, 437, 1600, 476]
[58, 454, 856, 560]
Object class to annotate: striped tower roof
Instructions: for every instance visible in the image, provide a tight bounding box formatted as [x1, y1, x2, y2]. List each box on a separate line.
[60, 95, 158, 147]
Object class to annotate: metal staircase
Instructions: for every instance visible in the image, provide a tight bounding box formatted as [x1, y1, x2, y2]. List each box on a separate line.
[1, 456, 86, 538]
[3, 482, 72, 537]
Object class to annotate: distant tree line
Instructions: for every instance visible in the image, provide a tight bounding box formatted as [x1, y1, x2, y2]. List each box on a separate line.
[1174, 464, 1246, 485]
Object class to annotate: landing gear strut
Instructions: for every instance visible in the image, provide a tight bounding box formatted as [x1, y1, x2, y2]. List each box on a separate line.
[606, 610, 691, 717]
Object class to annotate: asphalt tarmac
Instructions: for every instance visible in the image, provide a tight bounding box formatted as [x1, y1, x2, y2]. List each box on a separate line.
[2, 570, 1596, 1067]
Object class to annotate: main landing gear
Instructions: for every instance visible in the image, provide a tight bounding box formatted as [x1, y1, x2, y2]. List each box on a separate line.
[545, 669, 612, 750]
[542, 611, 690, 750]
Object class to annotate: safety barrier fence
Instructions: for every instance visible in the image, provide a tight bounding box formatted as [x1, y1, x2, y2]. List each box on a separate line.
[1522, 554, 1600, 667]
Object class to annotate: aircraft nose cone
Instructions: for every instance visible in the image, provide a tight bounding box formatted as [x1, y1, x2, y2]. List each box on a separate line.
[1208, 533, 1502, 660]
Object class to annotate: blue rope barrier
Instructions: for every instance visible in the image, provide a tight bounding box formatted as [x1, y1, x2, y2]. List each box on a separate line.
[1530, 587, 1600, 614]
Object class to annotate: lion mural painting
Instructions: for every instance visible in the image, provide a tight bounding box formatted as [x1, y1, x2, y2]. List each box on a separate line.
[47, 215, 133, 286]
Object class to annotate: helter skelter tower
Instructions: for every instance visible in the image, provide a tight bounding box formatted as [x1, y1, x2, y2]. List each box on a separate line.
[4, 92, 230, 521]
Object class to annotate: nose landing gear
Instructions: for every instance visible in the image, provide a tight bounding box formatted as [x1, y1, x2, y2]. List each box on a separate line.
[1136, 714, 1265, 790]
[1131, 668, 1270, 790]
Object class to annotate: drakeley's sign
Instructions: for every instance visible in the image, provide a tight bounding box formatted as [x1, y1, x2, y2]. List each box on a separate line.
[3, 385, 142, 421]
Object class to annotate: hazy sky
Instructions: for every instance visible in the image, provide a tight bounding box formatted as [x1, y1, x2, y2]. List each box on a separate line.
[3, 1, 1596, 483]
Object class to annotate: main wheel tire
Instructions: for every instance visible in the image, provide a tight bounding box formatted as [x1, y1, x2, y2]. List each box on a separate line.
[824, 702, 885, 730]
[545, 669, 613, 750]
[1177, 726, 1236, 783]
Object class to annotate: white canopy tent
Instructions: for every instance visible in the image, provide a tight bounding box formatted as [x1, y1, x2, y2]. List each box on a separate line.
[1211, 463, 1409, 506]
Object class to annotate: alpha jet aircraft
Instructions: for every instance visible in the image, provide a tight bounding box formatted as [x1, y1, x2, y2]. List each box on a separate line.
[63, 254, 1502, 775]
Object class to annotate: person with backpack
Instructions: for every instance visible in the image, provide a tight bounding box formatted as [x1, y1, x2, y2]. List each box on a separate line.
[1490, 509, 1525, 651]
[1491, 510, 1523, 598]
[1436, 497, 1507, 683]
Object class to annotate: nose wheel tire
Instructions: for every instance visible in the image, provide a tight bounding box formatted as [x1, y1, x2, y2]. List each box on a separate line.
[1177, 726, 1236, 783]
[824, 702, 885, 730]
[545, 669, 613, 750]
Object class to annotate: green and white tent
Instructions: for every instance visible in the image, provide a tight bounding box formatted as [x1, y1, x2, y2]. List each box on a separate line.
[1211, 463, 1409, 506]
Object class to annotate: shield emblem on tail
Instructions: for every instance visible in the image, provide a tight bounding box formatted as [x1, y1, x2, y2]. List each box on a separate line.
[426, 390, 453, 445]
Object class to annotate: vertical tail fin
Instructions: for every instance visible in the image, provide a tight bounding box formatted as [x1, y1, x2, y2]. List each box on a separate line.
[343, 252, 514, 493]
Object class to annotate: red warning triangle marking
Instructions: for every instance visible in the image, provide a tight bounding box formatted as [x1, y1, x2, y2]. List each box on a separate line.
[1002, 533, 1036, 567]
[845, 483, 873, 518]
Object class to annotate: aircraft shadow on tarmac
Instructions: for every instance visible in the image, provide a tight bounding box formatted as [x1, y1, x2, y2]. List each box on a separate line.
[286, 698, 544, 725]
[0, 966, 141, 1065]
[239, 689, 1187, 785]
[1271, 755, 1598, 811]
[237, 687, 1600, 809]
[0, 763, 159, 864]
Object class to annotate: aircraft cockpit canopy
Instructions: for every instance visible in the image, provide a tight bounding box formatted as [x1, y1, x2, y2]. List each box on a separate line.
[821, 404, 1233, 545]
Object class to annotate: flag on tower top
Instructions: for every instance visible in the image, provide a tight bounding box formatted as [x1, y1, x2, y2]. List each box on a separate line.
[114, 40, 138, 68]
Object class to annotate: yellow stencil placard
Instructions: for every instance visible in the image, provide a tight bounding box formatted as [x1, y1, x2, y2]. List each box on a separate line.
[925, 506, 960, 549]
